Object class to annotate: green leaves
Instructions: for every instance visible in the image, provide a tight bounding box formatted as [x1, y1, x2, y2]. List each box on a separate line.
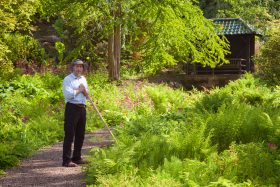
[200, 0, 280, 32]
[126, 0, 230, 73]
[0, 41, 13, 77]
[2, 33, 46, 64]
[255, 31, 280, 85]
[0, 0, 40, 34]
[55, 41, 65, 63]
[0, 73, 65, 172]
[39, 0, 230, 75]
[85, 74, 280, 186]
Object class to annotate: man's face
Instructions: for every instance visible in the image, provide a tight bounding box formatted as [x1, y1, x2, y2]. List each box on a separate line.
[73, 64, 84, 77]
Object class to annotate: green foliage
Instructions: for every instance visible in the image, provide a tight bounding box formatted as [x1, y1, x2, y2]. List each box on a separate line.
[39, 0, 229, 75]
[226, 143, 280, 183]
[146, 85, 187, 113]
[0, 74, 64, 172]
[2, 33, 46, 64]
[0, 0, 46, 79]
[199, 0, 280, 31]
[85, 74, 280, 186]
[255, 31, 280, 85]
[128, 0, 230, 74]
[195, 74, 279, 151]
[40, 0, 107, 66]
[0, 33, 46, 79]
[206, 104, 275, 152]
[0, 0, 40, 34]
[0, 41, 13, 77]
[196, 74, 274, 111]
[55, 41, 65, 63]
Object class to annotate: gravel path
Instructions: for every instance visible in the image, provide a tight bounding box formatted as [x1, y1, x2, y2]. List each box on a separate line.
[0, 129, 114, 187]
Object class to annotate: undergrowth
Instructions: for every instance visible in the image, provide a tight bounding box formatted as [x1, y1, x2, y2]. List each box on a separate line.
[0, 73, 63, 172]
[86, 73, 280, 186]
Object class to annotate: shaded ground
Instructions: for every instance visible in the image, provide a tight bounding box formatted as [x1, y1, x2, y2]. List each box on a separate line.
[141, 69, 242, 90]
[0, 129, 113, 187]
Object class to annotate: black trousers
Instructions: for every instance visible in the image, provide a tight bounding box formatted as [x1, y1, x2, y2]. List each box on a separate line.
[62, 102, 86, 164]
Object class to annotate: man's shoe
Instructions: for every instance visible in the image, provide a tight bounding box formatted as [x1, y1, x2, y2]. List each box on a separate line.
[72, 158, 89, 165]
[62, 161, 78, 167]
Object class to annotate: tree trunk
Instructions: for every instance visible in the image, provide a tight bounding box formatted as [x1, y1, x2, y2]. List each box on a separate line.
[114, 3, 121, 80]
[108, 29, 115, 80]
[108, 2, 121, 81]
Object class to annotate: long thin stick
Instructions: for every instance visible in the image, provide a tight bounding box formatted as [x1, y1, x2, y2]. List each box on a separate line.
[87, 96, 118, 143]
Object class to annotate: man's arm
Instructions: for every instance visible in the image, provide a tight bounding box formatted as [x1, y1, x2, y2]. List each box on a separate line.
[78, 77, 90, 98]
[63, 78, 84, 100]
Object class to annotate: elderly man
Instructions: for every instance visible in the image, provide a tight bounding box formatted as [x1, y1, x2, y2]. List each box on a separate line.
[62, 59, 89, 167]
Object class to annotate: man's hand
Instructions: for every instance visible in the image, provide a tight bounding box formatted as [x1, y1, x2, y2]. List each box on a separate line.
[79, 84, 89, 98]
[75, 85, 84, 95]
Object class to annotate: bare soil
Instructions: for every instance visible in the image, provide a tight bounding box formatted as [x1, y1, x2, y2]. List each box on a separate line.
[0, 129, 113, 187]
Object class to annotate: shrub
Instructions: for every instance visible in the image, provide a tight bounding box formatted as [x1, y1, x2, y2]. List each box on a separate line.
[255, 31, 280, 85]
[206, 103, 276, 152]
[2, 33, 46, 65]
[0, 41, 13, 77]
[0, 74, 65, 173]
[213, 143, 280, 185]
[0, 0, 40, 33]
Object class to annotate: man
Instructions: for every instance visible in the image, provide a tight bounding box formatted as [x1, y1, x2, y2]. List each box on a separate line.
[62, 59, 89, 167]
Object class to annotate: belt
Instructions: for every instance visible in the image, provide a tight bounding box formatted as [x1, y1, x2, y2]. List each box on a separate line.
[67, 102, 86, 108]
[76, 104, 86, 108]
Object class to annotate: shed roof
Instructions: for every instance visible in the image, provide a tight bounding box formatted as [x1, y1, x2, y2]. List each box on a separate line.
[213, 18, 262, 36]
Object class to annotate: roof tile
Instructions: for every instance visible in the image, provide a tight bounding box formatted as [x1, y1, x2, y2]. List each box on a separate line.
[213, 18, 261, 35]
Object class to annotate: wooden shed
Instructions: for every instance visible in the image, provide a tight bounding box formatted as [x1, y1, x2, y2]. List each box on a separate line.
[185, 18, 262, 75]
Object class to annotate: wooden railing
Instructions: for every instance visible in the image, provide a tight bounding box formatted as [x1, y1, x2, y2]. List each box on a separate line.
[185, 58, 247, 75]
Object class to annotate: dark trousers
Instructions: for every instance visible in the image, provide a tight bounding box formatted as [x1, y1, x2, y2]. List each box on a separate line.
[62, 102, 86, 164]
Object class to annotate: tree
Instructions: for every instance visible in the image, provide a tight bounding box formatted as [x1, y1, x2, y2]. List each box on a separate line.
[125, 0, 229, 73]
[108, 0, 121, 80]
[40, 0, 230, 79]
[199, 0, 280, 31]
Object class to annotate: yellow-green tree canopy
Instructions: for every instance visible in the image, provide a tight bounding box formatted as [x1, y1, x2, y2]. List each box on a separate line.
[41, 0, 230, 74]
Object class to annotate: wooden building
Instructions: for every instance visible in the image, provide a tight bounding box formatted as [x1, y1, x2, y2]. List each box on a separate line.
[185, 18, 262, 75]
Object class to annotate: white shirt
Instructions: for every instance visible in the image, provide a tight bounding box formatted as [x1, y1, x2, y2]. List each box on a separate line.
[63, 73, 89, 105]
